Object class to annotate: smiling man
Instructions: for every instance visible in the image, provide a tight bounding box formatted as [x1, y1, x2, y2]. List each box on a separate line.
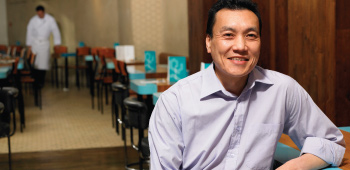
[149, 0, 345, 169]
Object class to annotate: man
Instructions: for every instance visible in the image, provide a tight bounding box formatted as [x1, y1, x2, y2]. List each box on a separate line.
[148, 0, 345, 169]
[26, 5, 61, 87]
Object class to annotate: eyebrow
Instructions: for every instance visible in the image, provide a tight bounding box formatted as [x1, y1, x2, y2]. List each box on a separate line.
[219, 26, 259, 33]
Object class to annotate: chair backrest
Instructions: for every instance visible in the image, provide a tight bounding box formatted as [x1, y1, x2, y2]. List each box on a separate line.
[19, 48, 26, 58]
[10, 45, 22, 57]
[76, 46, 90, 57]
[123, 97, 149, 129]
[12, 57, 20, 75]
[102, 48, 115, 59]
[0, 45, 7, 54]
[54, 45, 67, 55]
[112, 58, 121, 74]
[117, 60, 129, 84]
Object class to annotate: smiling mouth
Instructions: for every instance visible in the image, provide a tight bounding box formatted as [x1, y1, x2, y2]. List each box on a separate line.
[228, 57, 249, 61]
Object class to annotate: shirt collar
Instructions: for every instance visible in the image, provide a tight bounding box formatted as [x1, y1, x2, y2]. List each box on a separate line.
[200, 63, 226, 99]
[246, 66, 273, 88]
[200, 64, 273, 99]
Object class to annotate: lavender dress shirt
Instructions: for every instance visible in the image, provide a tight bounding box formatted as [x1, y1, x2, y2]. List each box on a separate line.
[149, 64, 345, 170]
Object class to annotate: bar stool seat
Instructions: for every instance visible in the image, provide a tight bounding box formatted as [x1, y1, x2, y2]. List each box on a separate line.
[1, 87, 18, 98]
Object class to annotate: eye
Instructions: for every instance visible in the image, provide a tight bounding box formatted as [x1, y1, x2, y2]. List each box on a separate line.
[223, 33, 234, 38]
[246, 33, 258, 39]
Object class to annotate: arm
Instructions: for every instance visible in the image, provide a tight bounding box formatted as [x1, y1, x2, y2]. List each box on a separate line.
[26, 19, 34, 46]
[282, 80, 345, 168]
[148, 91, 184, 169]
[277, 153, 329, 170]
[50, 18, 61, 45]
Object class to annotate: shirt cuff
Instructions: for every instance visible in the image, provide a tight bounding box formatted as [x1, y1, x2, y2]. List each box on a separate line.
[300, 137, 345, 166]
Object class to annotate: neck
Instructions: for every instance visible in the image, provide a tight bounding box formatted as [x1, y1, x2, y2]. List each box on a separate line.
[214, 68, 248, 96]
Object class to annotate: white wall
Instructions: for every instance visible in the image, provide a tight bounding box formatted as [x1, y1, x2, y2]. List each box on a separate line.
[0, 0, 8, 45]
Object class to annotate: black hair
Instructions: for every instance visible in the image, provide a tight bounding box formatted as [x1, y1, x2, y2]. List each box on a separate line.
[36, 5, 45, 12]
[206, 0, 262, 38]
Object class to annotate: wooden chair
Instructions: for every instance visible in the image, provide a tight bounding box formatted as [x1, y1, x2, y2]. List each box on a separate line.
[10, 45, 23, 57]
[51, 45, 68, 88]
[0, 45, 7, 54]
[21, 52, 42, 109]
[75, 47, 90, 89]
[158, 52, 189, 69]
[95, 48, 115, 114]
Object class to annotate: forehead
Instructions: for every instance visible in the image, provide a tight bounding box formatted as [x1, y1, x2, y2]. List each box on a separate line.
[213, 9, 259, 31]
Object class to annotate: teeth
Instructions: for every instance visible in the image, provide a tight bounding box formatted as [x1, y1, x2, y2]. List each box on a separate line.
[230, 58, 246, 61]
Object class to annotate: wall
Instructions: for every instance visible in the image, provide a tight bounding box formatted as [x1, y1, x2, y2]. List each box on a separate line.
[0, 0, 8, 45]
[188, 0, 349, 126]
[335, 0, 350, 126]
[6, 0, 119, 52]
[163, 0, 189, 57]
[6, 0, 189, 61]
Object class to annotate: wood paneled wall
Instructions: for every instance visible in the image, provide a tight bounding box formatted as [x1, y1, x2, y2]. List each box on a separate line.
[187, 0, 350, 126]
[288, 0, 336, 122]
[187, 0, 216, 74]
[335, 0, 350, 126]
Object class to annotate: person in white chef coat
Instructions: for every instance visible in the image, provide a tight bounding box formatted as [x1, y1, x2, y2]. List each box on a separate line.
[26, 5, 61, 89]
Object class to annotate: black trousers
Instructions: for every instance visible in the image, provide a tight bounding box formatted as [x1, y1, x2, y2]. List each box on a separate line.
[33, 69, 46, 106]
[33, 69, 46, 88]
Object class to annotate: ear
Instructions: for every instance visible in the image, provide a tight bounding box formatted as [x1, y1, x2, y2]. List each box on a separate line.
[205, 35, 212, 53]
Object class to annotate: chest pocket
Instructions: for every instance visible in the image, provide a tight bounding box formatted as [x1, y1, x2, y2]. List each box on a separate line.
[243, 123, 282, 170]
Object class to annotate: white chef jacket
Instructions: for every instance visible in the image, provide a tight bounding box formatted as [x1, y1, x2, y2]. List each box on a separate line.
[26, 13, 61, 70]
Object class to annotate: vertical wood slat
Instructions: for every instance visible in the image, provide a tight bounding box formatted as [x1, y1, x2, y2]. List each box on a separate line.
[254, 0, 271, 70]
[274, 0, 288, 75]
[187, 0, 216, 75]
[335, 0, 350, 126]
[288, 0, 336, 122]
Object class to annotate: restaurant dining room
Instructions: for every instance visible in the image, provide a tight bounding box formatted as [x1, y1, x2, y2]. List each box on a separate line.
[0, 0, 349, 169]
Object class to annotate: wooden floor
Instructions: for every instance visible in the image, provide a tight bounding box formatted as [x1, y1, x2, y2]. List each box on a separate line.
[0, 146, 139, 170]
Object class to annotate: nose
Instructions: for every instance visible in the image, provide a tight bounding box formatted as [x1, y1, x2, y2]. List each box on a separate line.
[232, 35, 247, 52]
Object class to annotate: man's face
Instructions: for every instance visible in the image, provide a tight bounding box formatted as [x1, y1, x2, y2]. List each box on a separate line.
[37, 10, 45, 18]
[206, 9, 261, 80]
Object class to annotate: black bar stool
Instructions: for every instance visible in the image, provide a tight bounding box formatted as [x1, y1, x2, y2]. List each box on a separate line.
[0, 89, 18, 170]
[124, 97, 150, 170]
[111, 82, 129, 133]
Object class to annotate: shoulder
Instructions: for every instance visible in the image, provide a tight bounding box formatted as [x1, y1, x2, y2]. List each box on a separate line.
[256, 66, 297, 88]
[29, 15, 37, 22]
[161, 70, 204, 98]
[45, 14, 56, 21]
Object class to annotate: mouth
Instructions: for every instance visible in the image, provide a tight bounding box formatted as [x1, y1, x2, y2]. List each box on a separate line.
[228, 57, 249, 61]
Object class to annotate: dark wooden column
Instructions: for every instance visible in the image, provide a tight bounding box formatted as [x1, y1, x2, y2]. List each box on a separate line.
[187, 0, 216, 75]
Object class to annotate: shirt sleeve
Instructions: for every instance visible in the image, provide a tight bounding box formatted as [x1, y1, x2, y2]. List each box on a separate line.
[50, 17, 61, 45]
[283, 79, 346, 166]
[26, 18, 34, 46]
[148, 90, 184, 169]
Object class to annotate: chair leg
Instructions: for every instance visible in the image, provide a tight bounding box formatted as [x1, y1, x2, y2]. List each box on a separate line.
[111, 93, 115, 128]
[105, 85, 108, 105]
[100, 84, 103, 114]
[97, 83, 100, 110]
[7, 135, 11, 170]
[39, 88, 42, 110]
